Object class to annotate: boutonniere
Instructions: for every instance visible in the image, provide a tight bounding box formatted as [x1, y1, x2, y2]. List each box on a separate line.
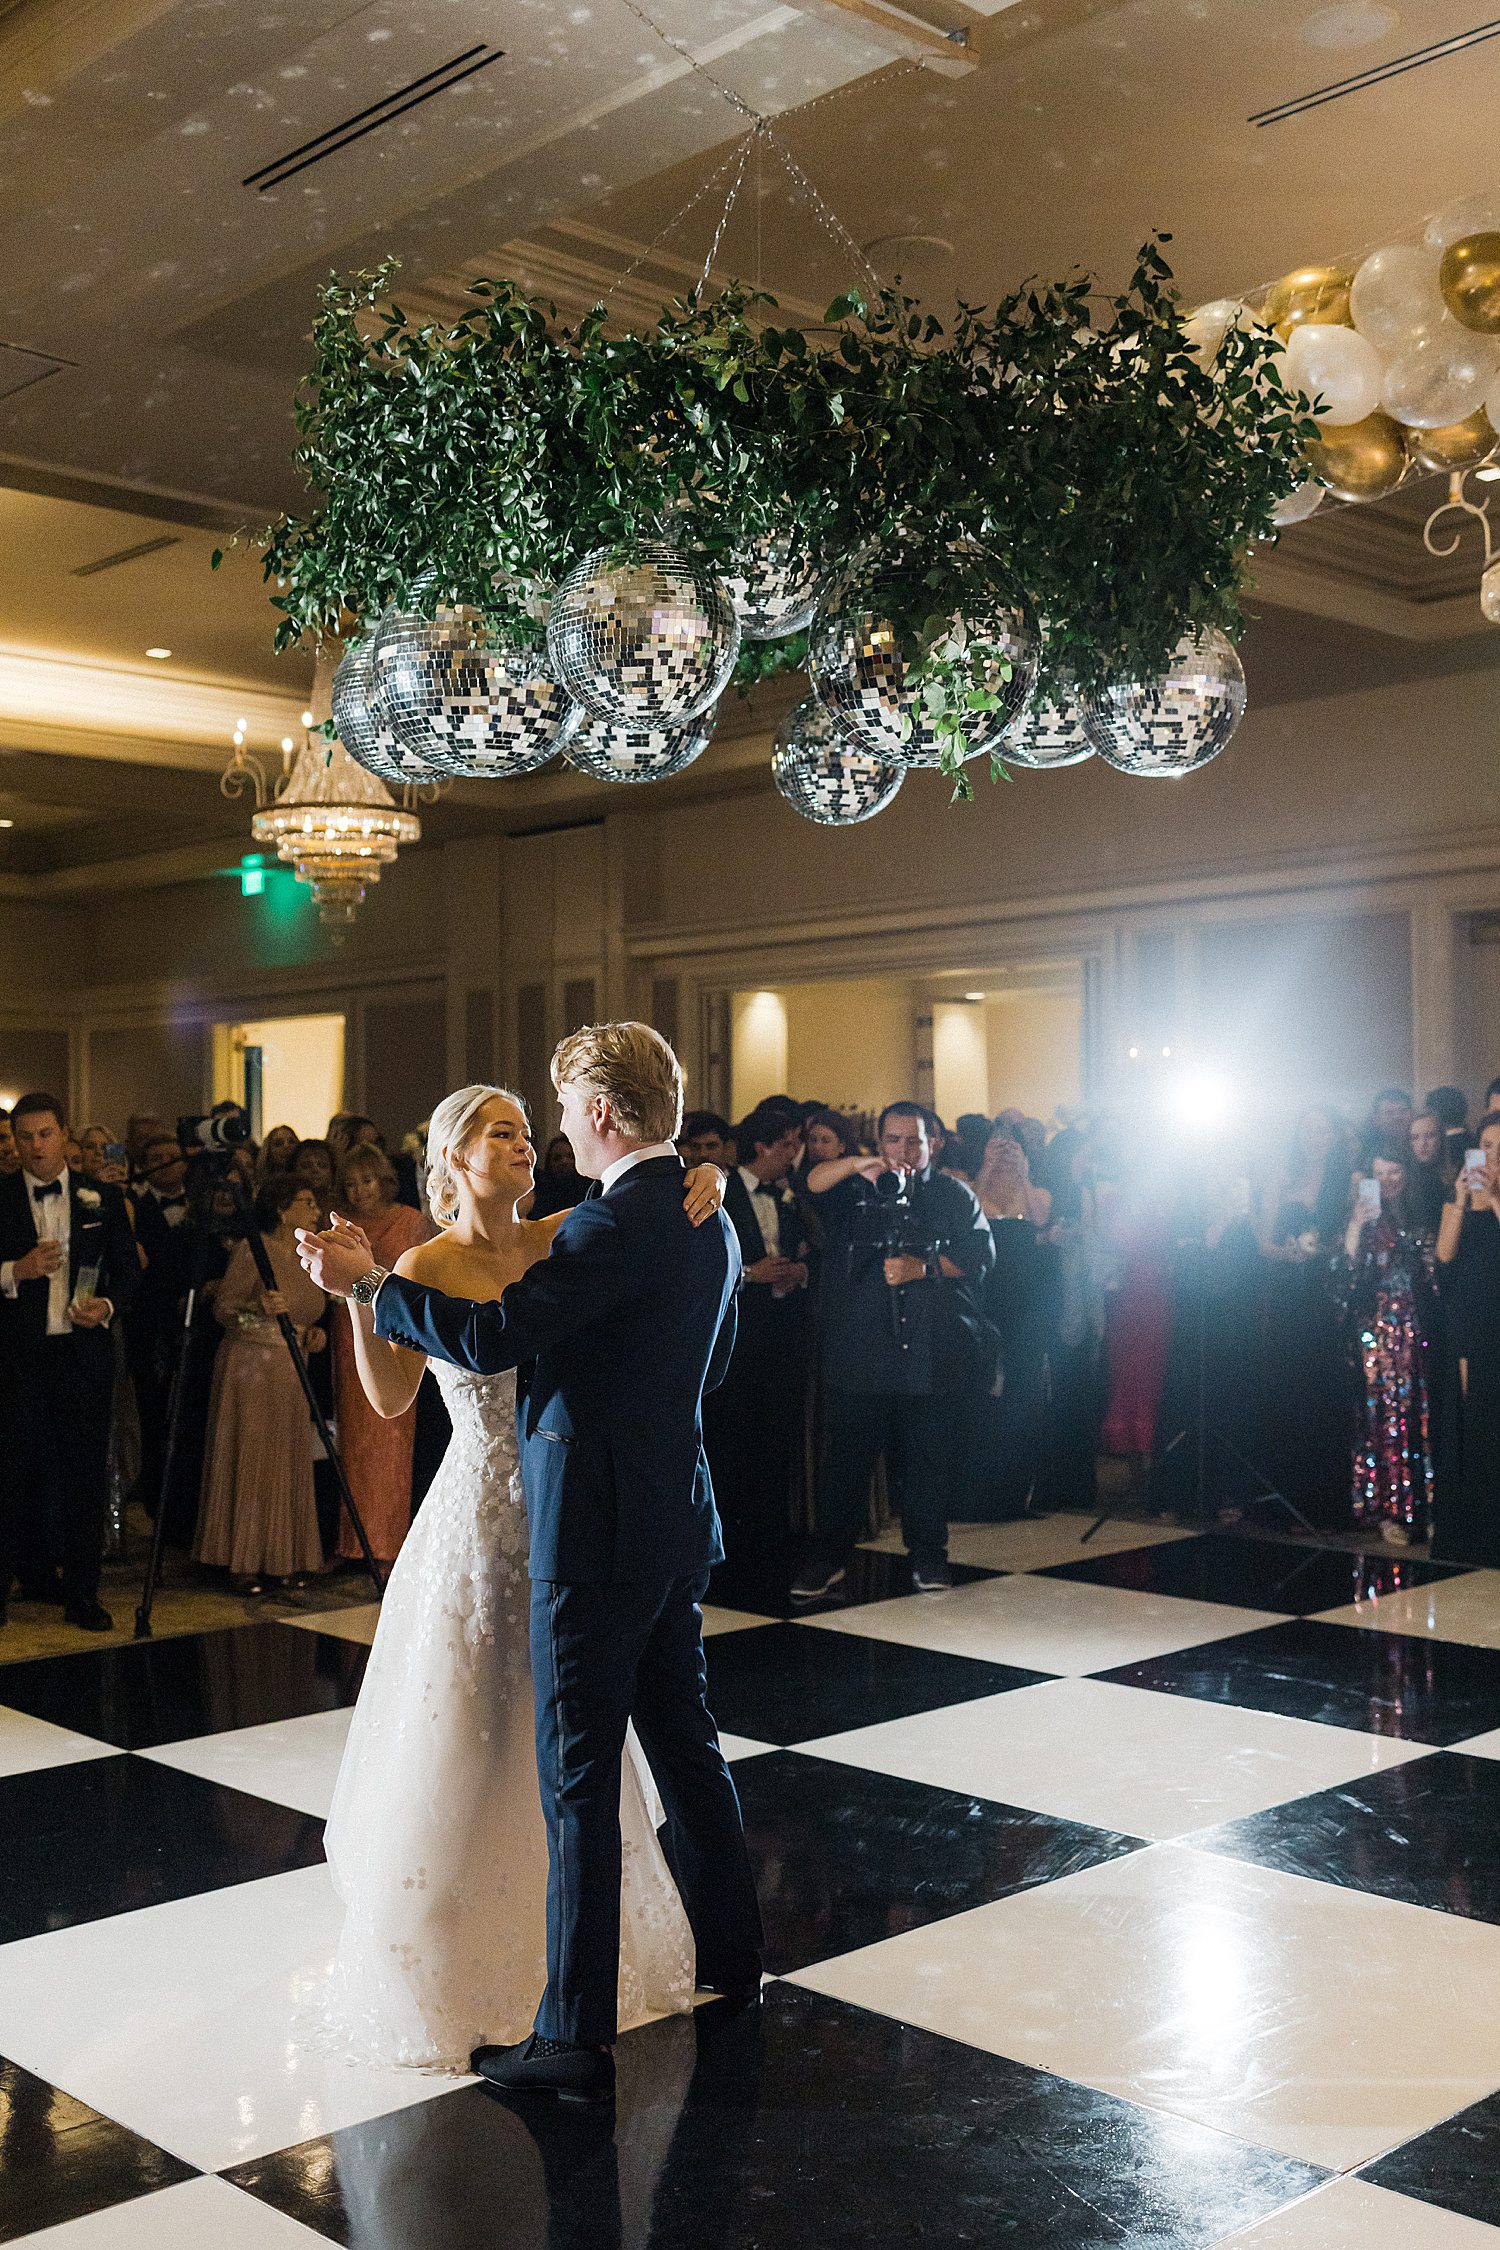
[76, 1187, 101, 1210]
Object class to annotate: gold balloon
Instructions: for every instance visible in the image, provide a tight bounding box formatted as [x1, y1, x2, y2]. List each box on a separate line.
[1440, 233, 1500, 333]
[1262, 264, 1353, 340]
[1302, 410, 1410, 502]
[1410, 407, 1497, 473]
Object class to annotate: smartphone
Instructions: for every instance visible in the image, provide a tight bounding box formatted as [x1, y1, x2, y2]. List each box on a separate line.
[104, 1142, 126, 1163]
[1356, 1177, 1381, 1220]
[1464, 1148, 1487, 1193]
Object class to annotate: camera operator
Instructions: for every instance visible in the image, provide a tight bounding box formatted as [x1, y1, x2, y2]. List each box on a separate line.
[791, 1100, 994, 1598]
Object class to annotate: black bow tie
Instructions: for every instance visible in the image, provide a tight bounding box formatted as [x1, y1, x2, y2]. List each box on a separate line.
[157, 1194, 187, 1209]
[31, 1180, 62, 1201]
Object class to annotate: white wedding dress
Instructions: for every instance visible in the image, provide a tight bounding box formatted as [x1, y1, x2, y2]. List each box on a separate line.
[321, 1361, 695, 2071]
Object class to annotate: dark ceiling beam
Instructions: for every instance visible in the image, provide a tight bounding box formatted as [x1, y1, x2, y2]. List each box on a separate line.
[0, 451, 261, 532]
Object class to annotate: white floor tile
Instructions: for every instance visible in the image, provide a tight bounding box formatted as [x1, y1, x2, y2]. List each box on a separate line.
[1451, 1726, 1500, 1763]
[802, 1677, 1431, 1842]
[1313, 1571, 1500, 1652]
[801, 1571, 1279, 1676]
[700, 1605, 777, 1636]
[277, 1603, 381, 1645]
[139, 1707, 354, 1819]
[789, 1844, 1500, 2172]
[5, 2175, 328, 2249]
[1211, 2175, 1500, 2247]
[718, 1732, 775, 1762]
[861, 1513, 1199, 1574]
[0, 1866, 456, 2171]
[0, 1705, 122, 1780]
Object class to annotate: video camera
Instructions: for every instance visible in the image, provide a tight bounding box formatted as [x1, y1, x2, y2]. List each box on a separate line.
[178, 1110, 250, 1152]
[849, 1166, 949, 1346]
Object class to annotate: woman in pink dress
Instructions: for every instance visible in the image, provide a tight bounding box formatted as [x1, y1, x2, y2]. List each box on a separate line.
[332, 1144, 434, 1566]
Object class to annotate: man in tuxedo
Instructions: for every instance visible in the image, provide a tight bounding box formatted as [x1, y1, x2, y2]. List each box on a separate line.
[704, 1097, 809, 1608]
[126, 1134, 197, 1537]
[298, 1023, 764, 2105]
[0, 1092, 139, 1629]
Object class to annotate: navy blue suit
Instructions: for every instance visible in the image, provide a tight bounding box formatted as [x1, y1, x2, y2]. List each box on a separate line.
[374, 1153, 764, 2043]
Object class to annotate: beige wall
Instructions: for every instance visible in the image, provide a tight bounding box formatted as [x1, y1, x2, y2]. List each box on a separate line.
[984, 990, 1083, 1121]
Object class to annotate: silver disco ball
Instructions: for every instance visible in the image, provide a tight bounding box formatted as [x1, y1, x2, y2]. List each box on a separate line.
[561, 704, 716, 785]
[771, 698, 905, 825]
[1082, 628, 1247, 777]
[546, 542, 740, 726]
[1000, 685, 1095, 770]
[372, 602, 572, 779]
[806, 569, 1038, 766]
[720, 529, 824, 642]
[331, 636, 444, 784]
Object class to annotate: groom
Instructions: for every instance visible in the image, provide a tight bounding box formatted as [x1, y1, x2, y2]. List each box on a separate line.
[298, 1022, 764, 2102]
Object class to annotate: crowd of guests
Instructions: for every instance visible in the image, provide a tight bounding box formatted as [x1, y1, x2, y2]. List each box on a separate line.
[3, 1065, 1499, 1635]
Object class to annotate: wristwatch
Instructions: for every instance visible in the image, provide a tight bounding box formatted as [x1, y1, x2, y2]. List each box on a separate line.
[349, 1265, 390, 1308]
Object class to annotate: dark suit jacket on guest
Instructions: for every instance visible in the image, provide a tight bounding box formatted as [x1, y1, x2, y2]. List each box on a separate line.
[0, 1170, 139, 1353]
[374, 1154, 740, 1588]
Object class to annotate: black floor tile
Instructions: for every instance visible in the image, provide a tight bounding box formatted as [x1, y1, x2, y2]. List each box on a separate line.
[736, 1751, 1140, 1972]
[1363, 2085, 1500, 2229]
[0, 2058, 195, 2246]
[705, 1621, 1045, 1745]
[1100, 1619, 1500, 1745]
[1044, 1532, 1465, 1616]
[0, 1756, 326, 1940]
[0, 1623, 367, 1750]
[712, 1545, 998, 1620]
[1194, 1750, 1500, 1924]
[229, 1985, 1326, 2250]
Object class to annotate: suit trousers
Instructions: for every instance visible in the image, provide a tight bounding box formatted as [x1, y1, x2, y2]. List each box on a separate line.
[2, 1332, 114, 1603]
[813, 1386, 956, 1572]
[528, 1570, 765, 2048]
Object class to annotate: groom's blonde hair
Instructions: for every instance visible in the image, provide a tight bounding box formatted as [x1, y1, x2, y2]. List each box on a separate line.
[551, 1022, 684, 1144]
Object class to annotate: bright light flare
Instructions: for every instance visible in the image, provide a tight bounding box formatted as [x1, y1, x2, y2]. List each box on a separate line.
[1169, 1068, 1234, 1134]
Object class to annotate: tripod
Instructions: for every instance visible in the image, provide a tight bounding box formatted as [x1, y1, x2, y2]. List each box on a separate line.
[1082, 1233, 1315, 1544]
[135, 1190, 383, 1637]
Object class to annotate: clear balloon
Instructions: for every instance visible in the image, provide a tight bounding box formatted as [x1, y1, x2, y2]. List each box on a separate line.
[1349, 243, 1448, 353]
[1184, 297, 1250, 365]
[1426, 193, 1500, 252]
[1281, 322, 1384, 426]
[1271, 479, 1326, 527]
[1381, 321, 1500, 429]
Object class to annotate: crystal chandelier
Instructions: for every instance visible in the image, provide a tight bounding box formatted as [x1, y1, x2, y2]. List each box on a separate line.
[222, 708, 420, 929]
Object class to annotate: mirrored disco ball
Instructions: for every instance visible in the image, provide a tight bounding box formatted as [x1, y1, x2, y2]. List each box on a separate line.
[720, 529, 824, 641]
[561, 704, 716, 785]
[331, 636, 443, 784]
[771, 698, 905, 825]
[1082, 628, 1247, 777]
[546, 543, 740, 726]
[1000, 686, 1095, 770]
[372, 603, 571, 778]
[806, 570, 1038, 766]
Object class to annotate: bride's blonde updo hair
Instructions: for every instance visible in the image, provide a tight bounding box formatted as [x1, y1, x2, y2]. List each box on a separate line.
[425, 1084, 529, 1228]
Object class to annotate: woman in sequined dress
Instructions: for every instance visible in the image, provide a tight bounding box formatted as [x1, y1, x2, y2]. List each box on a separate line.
[1341, 1151, 1436, 1548]
[1433, 1110, 1500, 1565]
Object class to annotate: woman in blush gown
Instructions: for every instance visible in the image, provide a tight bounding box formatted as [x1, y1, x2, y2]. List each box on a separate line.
[321, 1083, 726, 2071]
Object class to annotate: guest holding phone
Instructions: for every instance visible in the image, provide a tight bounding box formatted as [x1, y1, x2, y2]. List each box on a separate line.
[1433, 1113, 1500, 1564]
[1341, 1154, 1436, 1548]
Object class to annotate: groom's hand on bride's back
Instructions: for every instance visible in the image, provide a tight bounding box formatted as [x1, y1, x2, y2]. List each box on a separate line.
[295, 1219, 373, 1299]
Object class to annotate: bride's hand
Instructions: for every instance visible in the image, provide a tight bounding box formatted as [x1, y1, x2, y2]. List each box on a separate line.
[329, 1213, 375, 1266]
[683, 1164, 727, 1227]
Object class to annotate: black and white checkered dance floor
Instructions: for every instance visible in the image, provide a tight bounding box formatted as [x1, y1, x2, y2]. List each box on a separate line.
[7, 1513, 1500, 2248]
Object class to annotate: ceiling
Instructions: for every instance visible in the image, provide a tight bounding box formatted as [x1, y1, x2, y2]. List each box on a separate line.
[1, 0, 1499, 895]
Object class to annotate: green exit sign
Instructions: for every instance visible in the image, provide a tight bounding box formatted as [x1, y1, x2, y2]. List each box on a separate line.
[240, 853, 266, 897]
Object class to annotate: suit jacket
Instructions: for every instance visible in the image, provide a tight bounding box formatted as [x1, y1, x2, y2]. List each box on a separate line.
[375, 1154, 741, 1586]
[722, 1170, 805, 1365]
[0, 1169, 140, 1355]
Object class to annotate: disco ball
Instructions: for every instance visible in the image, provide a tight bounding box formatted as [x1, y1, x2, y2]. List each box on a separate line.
[1082, 628, 1247, 776]
[371, 602, 572, 779]
[546, 543, 740, 726]
[720, 528, 824, 641]
[999, 685, 1095, 770]
[561, 704, 716, 785]
[806, 569, 1038, 766]
[771, 699, 905, 826]
[331, 636, 444, 784]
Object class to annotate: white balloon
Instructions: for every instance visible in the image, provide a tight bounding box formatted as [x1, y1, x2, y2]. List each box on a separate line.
[1426, 193, 1500, 251]
[1271, 479, 1325, 527]
[1382, 320, 1500, 428]
[1185, 297, 1248, 364]
[1281, 322, 1384, 425]
[1487, 367, 1500, 433]
[1350, 243, 1448, 352]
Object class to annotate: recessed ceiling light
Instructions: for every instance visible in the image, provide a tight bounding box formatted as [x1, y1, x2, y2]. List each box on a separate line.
[964, 991, 986, 1001]
[1300, 1, 1399, 50]
[0, 817, 13, 829]
[145, 646, 171, 659]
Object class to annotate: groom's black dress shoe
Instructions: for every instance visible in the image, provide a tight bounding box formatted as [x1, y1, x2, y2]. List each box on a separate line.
[695, 1963, 764, 2013]
[470, 2033, 615, 2104]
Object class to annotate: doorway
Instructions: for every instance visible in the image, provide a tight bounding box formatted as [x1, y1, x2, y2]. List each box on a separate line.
[213, 1014, 345, 1141]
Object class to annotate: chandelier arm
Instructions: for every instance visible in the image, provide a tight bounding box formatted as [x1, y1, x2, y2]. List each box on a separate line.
[1423, 470, 1495, 564]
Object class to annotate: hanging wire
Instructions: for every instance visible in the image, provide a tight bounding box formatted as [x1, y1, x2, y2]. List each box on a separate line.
[604, 131, 757, 303]
[699, 120, 761, 290]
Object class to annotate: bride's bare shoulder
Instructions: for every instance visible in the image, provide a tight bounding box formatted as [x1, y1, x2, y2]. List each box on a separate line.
[394, 1234, 462, 1284]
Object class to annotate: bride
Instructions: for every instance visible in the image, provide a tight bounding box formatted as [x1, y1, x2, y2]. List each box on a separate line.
[321, 1082, 724, 2071]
